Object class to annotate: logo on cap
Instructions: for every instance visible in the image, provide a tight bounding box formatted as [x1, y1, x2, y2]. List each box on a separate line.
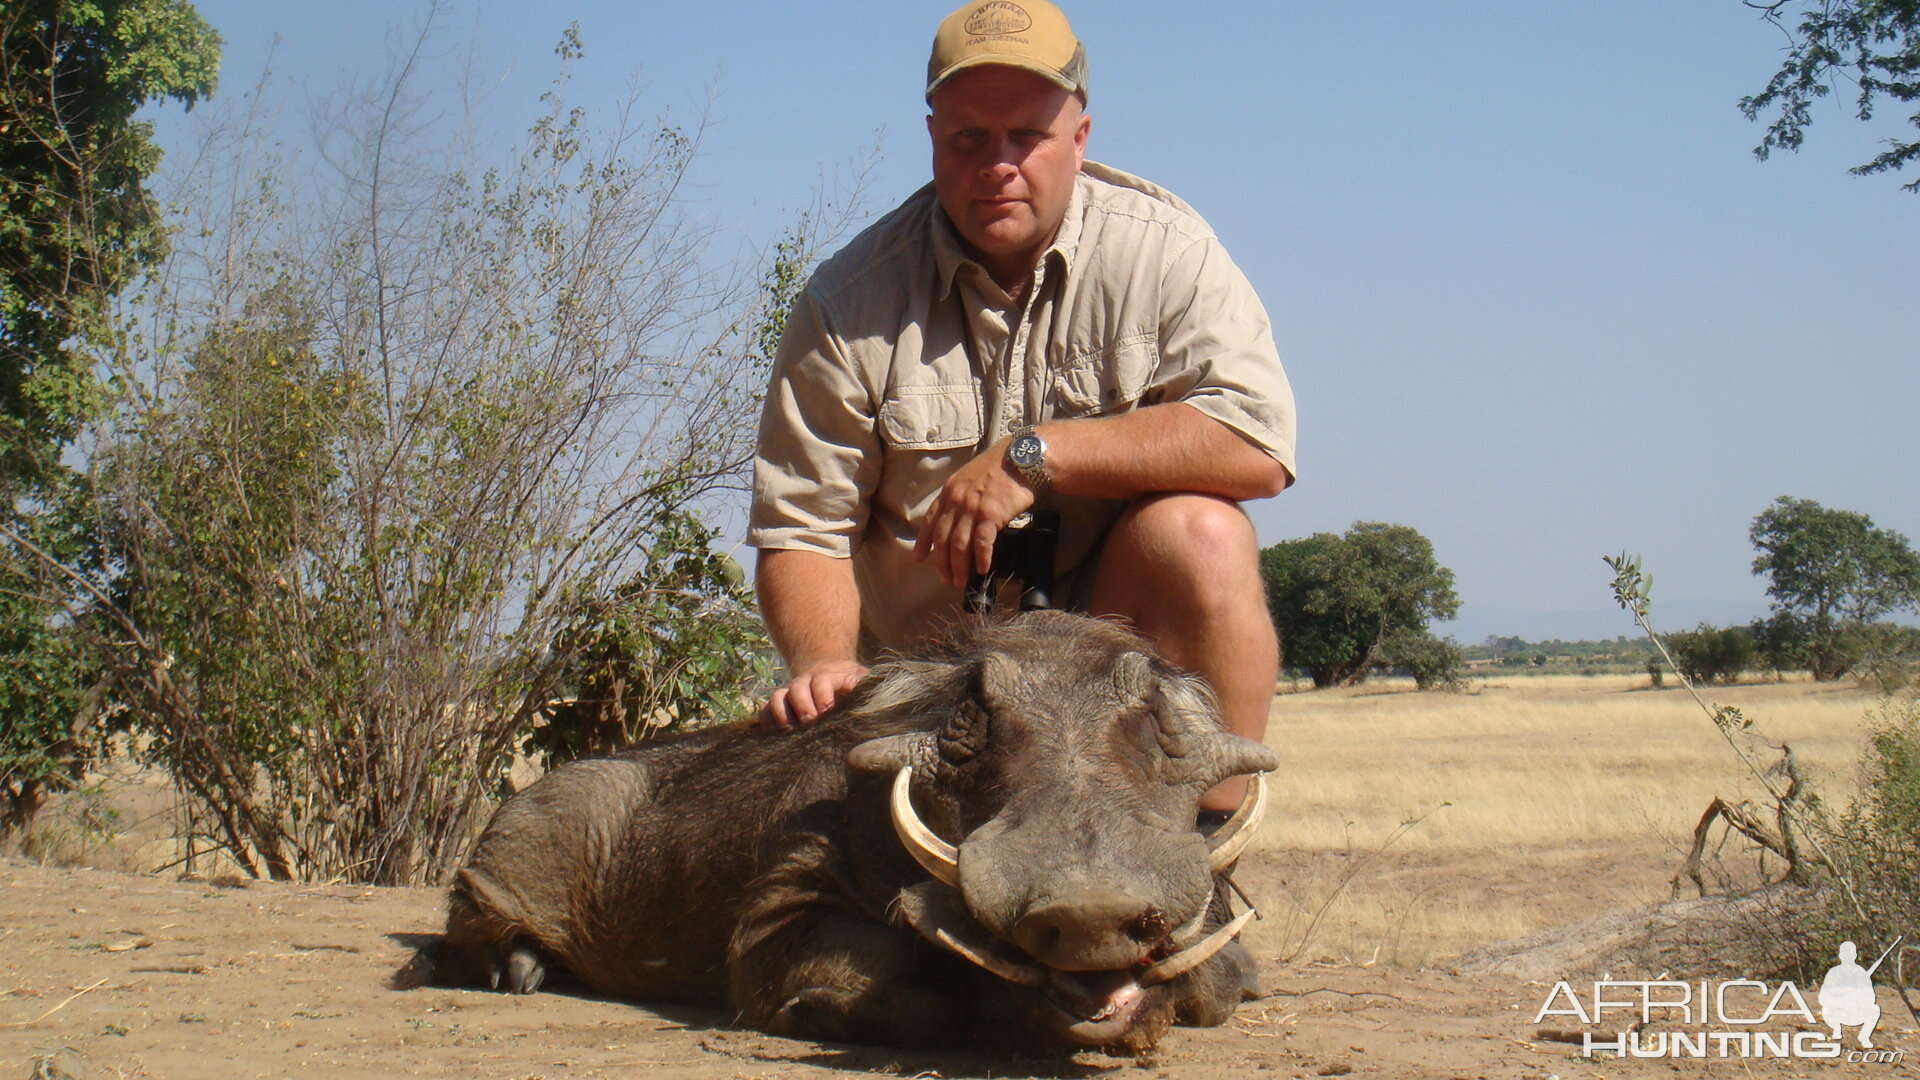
[964, 2, 1033, 37]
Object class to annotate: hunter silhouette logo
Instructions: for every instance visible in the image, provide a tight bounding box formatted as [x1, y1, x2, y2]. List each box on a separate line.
[1820, 939, 1897, 1049]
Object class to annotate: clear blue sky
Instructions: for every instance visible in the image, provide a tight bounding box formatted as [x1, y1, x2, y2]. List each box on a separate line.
[149, 1, 1920, 642]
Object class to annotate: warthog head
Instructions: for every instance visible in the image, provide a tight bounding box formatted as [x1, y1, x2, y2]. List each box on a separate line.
[844, 612, 1277, 1046]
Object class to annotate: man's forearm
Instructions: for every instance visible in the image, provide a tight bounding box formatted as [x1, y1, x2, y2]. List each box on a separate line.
[1038, 402, 1292, 502]
[755, 548, 861, 671]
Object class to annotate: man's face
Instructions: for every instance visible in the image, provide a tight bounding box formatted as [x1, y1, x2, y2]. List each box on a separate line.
[928, 65, 1089, 287]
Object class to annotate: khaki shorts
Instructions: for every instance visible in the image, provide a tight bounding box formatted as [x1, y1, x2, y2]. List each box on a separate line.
[852, 496, 1125, 661]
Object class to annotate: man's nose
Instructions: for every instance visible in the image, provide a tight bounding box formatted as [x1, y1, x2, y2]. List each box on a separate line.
[980, 134, 1025, 172]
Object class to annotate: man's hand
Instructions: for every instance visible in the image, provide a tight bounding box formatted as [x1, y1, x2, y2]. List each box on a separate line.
[758, 659, 869, 731]
[912, 436, 1036, 588]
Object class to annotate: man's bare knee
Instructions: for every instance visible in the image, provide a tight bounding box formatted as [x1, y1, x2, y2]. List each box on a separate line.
[1111, 493, 1258, 573]
[1097, 493, 1265, 628]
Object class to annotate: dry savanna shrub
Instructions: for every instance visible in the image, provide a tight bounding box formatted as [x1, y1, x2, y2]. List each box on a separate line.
[84, 28, 846, 885]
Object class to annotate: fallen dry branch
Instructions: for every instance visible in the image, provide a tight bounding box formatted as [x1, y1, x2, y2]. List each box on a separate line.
[1270, 987, 1408, 1003]
[1670, 744, 1807, 897]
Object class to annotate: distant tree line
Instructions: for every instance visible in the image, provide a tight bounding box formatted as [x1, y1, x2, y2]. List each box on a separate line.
[1257, 494, 1920, 694]
[1462, 635, 1657, 672]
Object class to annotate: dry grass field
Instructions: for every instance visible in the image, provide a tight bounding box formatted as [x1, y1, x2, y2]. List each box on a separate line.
[1242, 671, 1891, 971]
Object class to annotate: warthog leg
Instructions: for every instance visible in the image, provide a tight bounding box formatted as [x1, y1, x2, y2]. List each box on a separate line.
[732, 891, 978, 1047]
[505, 939, 548, 995]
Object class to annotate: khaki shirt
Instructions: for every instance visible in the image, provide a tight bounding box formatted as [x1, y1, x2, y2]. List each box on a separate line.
[749, 161, 1295, 652]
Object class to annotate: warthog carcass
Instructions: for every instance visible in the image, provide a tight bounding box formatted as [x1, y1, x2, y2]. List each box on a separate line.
[395, 610, 1277, 1053]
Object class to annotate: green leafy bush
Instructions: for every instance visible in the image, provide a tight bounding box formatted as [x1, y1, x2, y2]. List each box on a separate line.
[1666, 623, 1757, 686]
[526, 510, 774, 767]
[1381, 627, 1464, 691]
[1796, 694, 1920, 973]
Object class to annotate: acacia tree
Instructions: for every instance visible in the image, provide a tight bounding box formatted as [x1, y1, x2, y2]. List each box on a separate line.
[1260, 522, 1461, 688]
[1750, 495, 1920, 680]
[1741, 0, 1920, 189]
[84, 27, 841, 885]
[0, 0, 217, 838]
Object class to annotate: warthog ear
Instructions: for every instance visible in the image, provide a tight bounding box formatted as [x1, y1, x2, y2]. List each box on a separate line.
[1147, 666, 1219, 764]
[974, 651, 1026, 712]
[846, 732, 936, 774]
[1110, 650, 1154, 702]
[1151, 667, 1223, 737]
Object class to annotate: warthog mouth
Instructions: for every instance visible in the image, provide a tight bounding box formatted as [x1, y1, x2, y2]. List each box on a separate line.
[1040, 968, 1150, 1044]
[911, 900, 1257, 1044]
[884, 764, 1265, 1040]
[895, 873, 1258, 1045]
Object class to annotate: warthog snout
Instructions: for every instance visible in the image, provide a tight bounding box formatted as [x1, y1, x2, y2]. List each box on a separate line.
[1011, 886, 1169, 971]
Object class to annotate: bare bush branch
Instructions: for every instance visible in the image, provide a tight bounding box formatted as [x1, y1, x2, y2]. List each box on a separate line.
[78, 26, 864, 885]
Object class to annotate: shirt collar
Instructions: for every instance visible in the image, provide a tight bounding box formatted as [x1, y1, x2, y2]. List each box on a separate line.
[932, 173, 1087, 302]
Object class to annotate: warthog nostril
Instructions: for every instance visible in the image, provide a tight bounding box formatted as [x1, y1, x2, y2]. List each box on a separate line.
[1028, 924, 1062, 955]
[1125, 907, 1169, 943]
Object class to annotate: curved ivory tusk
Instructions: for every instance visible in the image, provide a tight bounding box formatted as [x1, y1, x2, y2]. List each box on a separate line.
[1206, 772, 1269, 872]
[1137, 907, 1257, 986]
[890, 767, 960, 888]
[934, 927, 1048, 987]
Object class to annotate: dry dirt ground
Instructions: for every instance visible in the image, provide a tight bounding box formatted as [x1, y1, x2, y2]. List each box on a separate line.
[4, 859, 1915, 1079]
[4, 674, 1917, 1078]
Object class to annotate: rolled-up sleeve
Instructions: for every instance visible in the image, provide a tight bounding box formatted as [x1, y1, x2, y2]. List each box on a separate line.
[748, 289, 882, 557]
[1151, 233, 1297, 481]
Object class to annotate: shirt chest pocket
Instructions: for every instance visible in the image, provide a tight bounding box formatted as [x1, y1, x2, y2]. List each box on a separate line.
[877, 384, 983, 451]
[1049, 338, 1159, 419]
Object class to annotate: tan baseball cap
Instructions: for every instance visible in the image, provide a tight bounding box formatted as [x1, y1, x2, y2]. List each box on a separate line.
[926, 1, 1088, 101]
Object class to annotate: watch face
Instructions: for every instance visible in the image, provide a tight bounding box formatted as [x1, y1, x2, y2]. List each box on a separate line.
[1010, 433, 1044, 468]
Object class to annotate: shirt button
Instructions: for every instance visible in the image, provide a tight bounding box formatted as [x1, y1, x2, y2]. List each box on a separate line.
[924, 427, 937, 439]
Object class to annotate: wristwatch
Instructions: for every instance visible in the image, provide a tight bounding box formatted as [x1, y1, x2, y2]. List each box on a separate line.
[1006, 426, 1051, 494]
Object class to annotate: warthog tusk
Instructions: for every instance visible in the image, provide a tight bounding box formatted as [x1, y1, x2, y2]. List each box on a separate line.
[1206, 772, 1269, 873]
[1136, 907, 1256, 986]
[933, 927, 1048, 988]
[890, 767, 960, 888]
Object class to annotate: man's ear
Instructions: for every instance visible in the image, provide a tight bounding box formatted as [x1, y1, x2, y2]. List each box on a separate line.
[1073, 111, 1089, 166]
